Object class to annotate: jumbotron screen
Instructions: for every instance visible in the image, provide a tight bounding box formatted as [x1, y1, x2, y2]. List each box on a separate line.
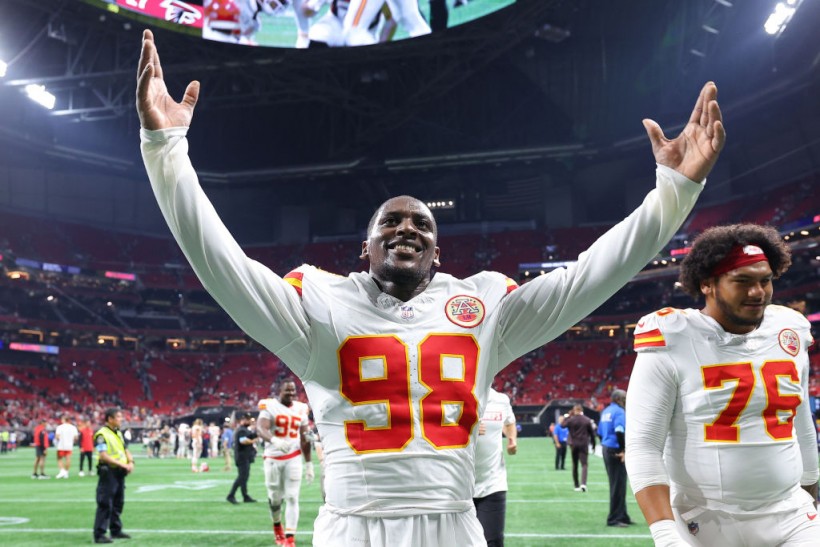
[98, 0, 514, 48]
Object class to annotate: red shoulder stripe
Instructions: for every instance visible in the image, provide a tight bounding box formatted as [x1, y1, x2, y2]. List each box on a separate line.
[283, 271, 303, 298]
[505, 277, 519, 294]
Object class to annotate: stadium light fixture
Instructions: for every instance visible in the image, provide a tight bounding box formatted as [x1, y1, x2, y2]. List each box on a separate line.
[0, 60, 7, 77]
[764, 0, 803, 36]
[25, 84, 56, 110]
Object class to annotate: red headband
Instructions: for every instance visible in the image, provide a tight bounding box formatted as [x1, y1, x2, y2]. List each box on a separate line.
[711, 244, 769, 277]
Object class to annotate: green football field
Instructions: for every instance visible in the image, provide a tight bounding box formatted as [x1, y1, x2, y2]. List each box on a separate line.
[0, 438, 652, 545]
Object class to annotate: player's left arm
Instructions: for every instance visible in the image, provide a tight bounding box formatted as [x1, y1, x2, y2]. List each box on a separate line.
[501, 395, 518, 454]
[299, 422, 312, 462]
[796, 351, 819, 506]
[502, 423, 518, 455]
[495, 84, 723, 370]
[300, 420, 315, 484]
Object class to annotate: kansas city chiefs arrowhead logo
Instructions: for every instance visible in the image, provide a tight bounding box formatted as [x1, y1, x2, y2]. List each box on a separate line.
[778, 328, 800, 357]
[445, 295, 485, 328]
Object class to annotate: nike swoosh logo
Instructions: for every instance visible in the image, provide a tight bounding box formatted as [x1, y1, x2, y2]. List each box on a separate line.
[637, 321, 645, 328]
[808, 513, 817, 521]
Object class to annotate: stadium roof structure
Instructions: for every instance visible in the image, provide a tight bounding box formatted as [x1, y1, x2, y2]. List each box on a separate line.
[0, 0, 818, 234]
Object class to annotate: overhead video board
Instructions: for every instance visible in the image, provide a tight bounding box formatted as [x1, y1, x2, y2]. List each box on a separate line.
[99, 0, 514, 48]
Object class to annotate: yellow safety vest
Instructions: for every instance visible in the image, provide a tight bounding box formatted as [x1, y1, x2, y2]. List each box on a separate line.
[94, 426, 127, 466]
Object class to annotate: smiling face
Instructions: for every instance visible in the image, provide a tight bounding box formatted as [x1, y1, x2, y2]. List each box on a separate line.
[701, 261, 773, 334]
[361, 196, 441, 288]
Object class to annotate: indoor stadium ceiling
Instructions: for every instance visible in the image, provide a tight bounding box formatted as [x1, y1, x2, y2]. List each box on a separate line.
[0, 0, 818, 229]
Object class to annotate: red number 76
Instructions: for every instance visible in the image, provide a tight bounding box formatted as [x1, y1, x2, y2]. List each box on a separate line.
[702, 360, 801, 442]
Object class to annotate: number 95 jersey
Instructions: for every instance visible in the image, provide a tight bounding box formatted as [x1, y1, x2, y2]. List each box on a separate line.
[627, 305, 819, 514]
[258, 398, 310, 457]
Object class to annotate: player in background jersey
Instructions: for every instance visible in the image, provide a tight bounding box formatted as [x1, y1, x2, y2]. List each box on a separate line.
[55, 415, 80, 479]
[257, 381, 314, 546]
[190, 419, 204, 472]
[304, 0, 396, 48]
[626, 224, 820, 546]
[137, 28, 724, 546]
[473, 388, 517, 547]
[208, 422, 221, 459]
[341, 0, 421, 46]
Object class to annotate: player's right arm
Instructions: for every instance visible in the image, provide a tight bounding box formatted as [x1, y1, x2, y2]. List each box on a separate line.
[136, 30, 311, 373]
[625, 312, 687, 546]
[256, 412, 273, 443]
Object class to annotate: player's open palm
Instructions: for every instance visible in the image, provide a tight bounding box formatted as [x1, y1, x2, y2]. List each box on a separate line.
[136, 29, 199, 130]
[643, 81, 726, 183]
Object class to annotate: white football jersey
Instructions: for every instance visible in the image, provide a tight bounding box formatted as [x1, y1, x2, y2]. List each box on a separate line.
[143, 127, 703, 516]
[258, 397, 310, 457]
[55, 423, 79, 451]
[626, 305, 819, 514]
[474, 389, 515, 498]
[208, 425, 220, 440]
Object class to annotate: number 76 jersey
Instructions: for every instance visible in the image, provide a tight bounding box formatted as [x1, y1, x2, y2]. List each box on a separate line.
[627, 305, 818, 514]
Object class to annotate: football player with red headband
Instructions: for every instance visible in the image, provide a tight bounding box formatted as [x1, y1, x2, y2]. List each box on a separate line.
[627, 223, 819, 546]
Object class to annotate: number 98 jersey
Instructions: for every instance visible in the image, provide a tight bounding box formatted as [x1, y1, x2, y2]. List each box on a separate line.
[283, 265, 520, 517]
[628, 305, 818, 514]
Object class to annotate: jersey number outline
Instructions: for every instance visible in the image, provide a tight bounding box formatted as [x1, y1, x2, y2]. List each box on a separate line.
[702, 360, 801, 442]
[338, 334, 479, 454]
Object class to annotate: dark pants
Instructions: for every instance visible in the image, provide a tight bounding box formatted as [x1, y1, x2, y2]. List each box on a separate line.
[570, 444, 589, 488]
[80, 451, 93, 472]
[429, 0, 449, 31]
[603, 447, 630, 525]
[94, 466, 126, 539]
[555, 441, 567, 469]
[473, 490, 506, 547]
[228, 459, 251, 499]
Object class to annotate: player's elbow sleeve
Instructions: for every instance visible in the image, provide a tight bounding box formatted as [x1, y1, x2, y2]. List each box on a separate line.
[625, 447, 669, 493]
[801, 469, 820, 485]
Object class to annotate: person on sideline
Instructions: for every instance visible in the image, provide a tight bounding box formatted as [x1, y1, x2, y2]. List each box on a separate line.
[92, 408, 134, 544]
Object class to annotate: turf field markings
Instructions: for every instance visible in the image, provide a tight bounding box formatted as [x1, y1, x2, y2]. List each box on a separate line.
[0, 527, 651, 539]
[0, 517, 29, 526]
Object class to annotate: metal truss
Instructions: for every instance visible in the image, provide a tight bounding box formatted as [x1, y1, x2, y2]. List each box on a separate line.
[2, 0, 564, 140]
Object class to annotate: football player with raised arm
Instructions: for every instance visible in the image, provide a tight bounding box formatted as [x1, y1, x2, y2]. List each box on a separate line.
[257, 381, 313, 546]
[136, 29, 724, 546]
[626, 224, 820, 546]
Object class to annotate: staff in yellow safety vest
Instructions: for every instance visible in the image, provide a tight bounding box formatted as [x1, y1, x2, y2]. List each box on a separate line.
[92, 408, 134, 544]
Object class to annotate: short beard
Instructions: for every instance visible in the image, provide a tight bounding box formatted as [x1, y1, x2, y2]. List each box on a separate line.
[380, 263, 428, 286]
[715, 290, 769, 329]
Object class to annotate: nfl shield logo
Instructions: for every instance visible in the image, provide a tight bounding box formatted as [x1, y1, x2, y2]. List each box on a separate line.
[687, 521, 699, 536]
[400, 305, 414, 320]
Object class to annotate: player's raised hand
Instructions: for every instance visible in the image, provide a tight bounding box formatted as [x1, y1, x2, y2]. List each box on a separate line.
[643, 82, 726, 183]
[136, 29, 199, 130]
